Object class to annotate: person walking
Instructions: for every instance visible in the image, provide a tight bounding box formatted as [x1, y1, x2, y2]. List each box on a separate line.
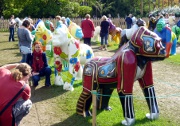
[99, 15, 110, 51]
[0, 63, 32, 126]
[125, 14, 133, 29]
[26, 41, 52, 87]
[81, 14, 95, 46]
[17, 19, 34, 63]
[9, 15, 16, 42]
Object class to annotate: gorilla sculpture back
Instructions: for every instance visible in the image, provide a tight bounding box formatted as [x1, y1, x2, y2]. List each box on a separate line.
[76, 26, 166, 126]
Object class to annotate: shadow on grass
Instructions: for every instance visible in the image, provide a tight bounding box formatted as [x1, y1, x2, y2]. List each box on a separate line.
[30, 79, 82, 104]
[0, 47, 19, 51]
[51, 113, 92, 126]
[30, 85, 67, 104]
[0, 40, 10, 43]
[112, 117, 153, 126]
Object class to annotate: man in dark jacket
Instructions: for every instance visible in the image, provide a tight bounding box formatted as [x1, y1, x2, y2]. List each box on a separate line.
[125, 14, 133, 29]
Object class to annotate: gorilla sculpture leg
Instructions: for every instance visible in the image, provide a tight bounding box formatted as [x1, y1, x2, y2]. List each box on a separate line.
[118, 92, 135, 125]
[138, 62, 159, 120]
[143, 86, 159, 119]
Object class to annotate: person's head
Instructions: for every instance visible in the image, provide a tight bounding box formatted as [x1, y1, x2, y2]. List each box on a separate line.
[165, 13, 169, 18]
[22, 19, 31, 28]
[56, 15, 61, 20]
[11, 15, 14, 19]
[101, 15, 107, 21]
[33, 41, 43, 53]
[28, 18, 33, 24]
[159, 14, 164, 19]
[61, 17, 66, 24]
[12, 63, 31, 82]
[85, 14, 90, 19]
[156, 19, 166, 32]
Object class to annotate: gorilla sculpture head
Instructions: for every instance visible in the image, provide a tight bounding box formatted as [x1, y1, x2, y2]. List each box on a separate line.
[130, 26, 166, 61]
[136, 18, 146, 27]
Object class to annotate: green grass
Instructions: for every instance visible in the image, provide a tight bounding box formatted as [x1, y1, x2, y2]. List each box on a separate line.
[164, 53, 180, 65]
[1, 32, 180, 126]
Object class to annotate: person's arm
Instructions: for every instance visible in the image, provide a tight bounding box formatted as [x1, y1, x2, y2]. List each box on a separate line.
[22, 85, 31, 100]
[25, 29, 34, 43]
[0, 63, 19, 70]
[91, 21, 95, 31]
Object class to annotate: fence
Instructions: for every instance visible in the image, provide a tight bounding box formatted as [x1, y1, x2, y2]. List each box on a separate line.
[0, 17, 179, 32]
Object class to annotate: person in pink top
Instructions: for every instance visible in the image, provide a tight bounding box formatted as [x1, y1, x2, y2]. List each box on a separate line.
[0, 63, 32, 126]
[81, 14, 95, 46]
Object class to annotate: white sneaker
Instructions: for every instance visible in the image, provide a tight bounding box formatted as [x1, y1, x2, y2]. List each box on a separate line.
[121, 118, 135, 126]
[146, 113, 159, 120]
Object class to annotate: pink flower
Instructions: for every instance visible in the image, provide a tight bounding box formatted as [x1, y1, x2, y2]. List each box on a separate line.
[74, 62, 80, 72]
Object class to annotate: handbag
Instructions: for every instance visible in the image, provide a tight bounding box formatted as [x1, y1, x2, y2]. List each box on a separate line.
[20, 46, 31, 54]
[0, 84, 27, 116]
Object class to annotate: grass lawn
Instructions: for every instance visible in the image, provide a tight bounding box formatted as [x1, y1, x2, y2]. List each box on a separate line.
[0, 32, 180, 126]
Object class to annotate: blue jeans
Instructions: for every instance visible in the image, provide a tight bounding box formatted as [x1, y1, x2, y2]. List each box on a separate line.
[21, 54, 28, 63]
[32, 66, 52, 86]
[13, 99, 32, 126]
[9, 27, 15, 41]
[101, 33, 108, 45]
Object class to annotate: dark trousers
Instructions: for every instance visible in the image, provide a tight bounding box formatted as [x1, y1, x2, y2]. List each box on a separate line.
[32, 66, 51, 86]
[83, 38, 91, 46]
[126, 24, 132, 29]
[9, 27, 15, 41]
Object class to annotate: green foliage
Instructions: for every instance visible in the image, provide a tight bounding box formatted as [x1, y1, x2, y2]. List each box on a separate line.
[79, 6, 92, 18]
[1, 0, 154, 18]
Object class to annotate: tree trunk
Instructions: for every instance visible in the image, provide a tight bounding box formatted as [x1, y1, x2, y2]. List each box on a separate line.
[141, 0, 143, 16]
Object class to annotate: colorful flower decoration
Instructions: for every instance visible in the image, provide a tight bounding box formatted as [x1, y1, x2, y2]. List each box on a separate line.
[54, 47, 62, 55]
[74, 61, 80, 72]
[55, 60, 61, 65]
[74, 40, 80, 49]
[86, 50, 93, 59]
[71, 77, 75, 85]
[56, 64, 62, 72]
[70, 57, 78, 64]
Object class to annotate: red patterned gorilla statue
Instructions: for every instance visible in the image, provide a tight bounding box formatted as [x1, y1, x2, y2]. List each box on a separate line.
[76, 26, 166, 126]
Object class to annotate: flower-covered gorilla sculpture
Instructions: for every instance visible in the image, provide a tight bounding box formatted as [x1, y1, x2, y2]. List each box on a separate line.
[154, 19, 174, 57]
[52, 24, 94, 91]
[66, 18, 84, 40]
[76, 26, 166, 126]
[33, 20, 53, 51]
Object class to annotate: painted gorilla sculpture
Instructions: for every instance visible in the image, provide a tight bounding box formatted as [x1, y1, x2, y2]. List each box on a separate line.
[172, 20, 180, 43]
[154, 19, 173, 58]
[52, 24, 94, 91]
[66, 18, 84, 40]
[76, 26, 166, 126]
